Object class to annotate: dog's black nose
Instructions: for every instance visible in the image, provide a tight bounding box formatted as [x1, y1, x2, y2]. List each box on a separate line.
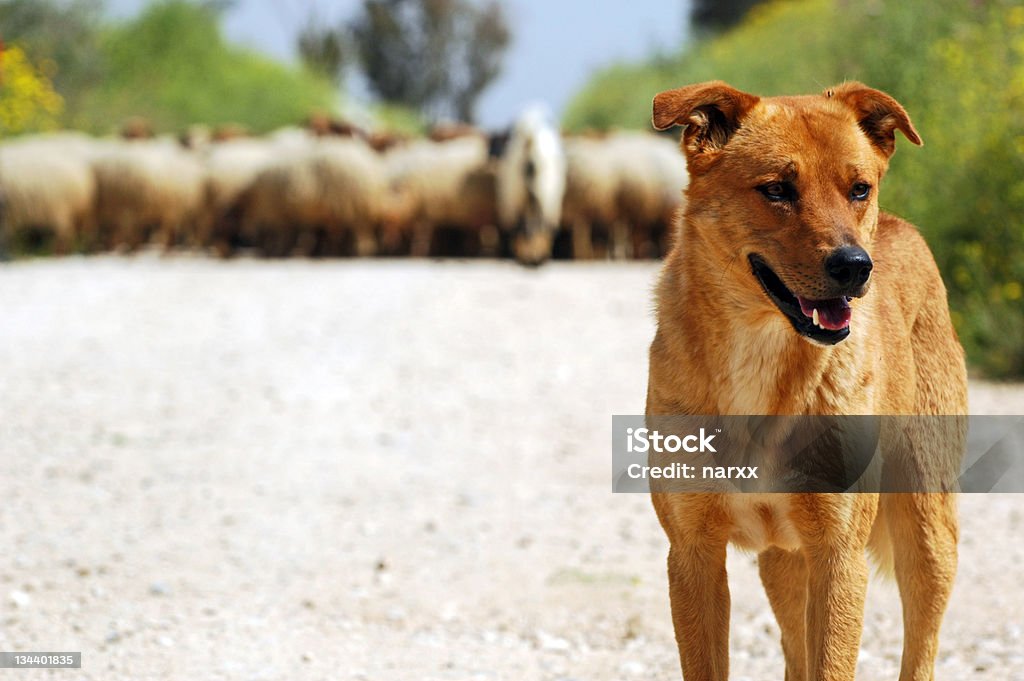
[825, 246, 873, 289]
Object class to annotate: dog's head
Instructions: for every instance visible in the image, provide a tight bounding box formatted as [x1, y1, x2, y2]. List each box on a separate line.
[653, 81, 921, 345]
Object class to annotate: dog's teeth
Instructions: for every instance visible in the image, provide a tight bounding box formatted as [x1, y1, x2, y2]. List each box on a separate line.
[812, 308, 820, 328]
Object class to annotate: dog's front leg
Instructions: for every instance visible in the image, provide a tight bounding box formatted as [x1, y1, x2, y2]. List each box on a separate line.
[883, 492, 958, 681]
[800, 495, 877, 681]
[667, 538, 730, 680]
[803, 545, 869, 679]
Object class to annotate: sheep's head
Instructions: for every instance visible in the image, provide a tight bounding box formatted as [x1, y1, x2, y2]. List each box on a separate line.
[501, 104, 567, 267]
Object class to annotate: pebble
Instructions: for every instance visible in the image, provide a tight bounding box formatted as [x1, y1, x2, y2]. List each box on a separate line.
[149, 581, 171, 596]
[618, 660, 646, 676]
[9, 589, 31, 608]
[536, 630, 571, 652]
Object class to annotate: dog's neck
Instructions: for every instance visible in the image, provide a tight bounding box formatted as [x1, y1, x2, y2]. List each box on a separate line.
[650, 226, 874, 416]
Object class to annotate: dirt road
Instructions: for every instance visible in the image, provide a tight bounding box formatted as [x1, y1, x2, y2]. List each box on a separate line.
[1, 256, 1021, 680]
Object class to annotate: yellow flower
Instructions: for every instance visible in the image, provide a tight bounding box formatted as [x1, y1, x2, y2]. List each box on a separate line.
[0, 45, 64, 134]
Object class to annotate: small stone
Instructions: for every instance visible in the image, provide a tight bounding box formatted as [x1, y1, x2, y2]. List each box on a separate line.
[156, 635, 174, 648]
[149, 581, 171, 596]
[536, 630, 571, 652]
[974, 656, 996, 672]
[618, 660, 646, 676]
[9, 590, 31, 608]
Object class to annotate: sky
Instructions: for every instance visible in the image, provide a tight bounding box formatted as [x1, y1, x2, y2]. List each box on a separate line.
[105, 0, 691, 127]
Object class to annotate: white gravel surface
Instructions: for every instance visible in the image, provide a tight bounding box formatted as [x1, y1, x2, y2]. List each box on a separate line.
[1, 255, 1022, 680]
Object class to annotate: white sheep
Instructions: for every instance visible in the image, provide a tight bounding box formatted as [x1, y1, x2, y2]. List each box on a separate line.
[198, 137, 277, 255]
[562, 132, 688, 259]
[91, 137, 205, 251]
[606, 131, 689, 258]
[0, 135, 97, 254]
[562, 136, 622, 260]
[237, 137, 388, 257]
[383, 135, 499, 257]
[496, 104, 567, 265]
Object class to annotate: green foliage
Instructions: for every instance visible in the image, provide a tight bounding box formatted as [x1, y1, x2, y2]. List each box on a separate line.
[0, 0, 104, 115]
[71, 0, 337, 133]
[566, 0, 1024, 377]
[0, 44, 64, 133]
[370, 102, 426, 135]
[298, 16, 350, 86]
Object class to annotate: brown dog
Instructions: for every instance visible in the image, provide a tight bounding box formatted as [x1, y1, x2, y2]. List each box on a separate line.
[646, 82, 967, 680]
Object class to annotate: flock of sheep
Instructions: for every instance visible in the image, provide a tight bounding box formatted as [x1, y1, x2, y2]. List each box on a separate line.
[0, 106, 689, 266]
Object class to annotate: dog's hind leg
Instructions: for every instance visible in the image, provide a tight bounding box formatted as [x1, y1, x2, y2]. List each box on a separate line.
[882, 493, 958, 681]
[759, 547, 808, 681]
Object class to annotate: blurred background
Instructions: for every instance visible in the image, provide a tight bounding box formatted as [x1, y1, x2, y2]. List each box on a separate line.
[2, 3, 1023, 678]
[0, 0, 1021, 375]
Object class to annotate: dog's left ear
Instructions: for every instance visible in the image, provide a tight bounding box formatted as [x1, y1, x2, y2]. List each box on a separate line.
[827, 82, 922, 157]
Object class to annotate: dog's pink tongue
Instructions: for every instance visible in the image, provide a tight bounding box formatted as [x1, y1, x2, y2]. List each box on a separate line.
[797, 296, 852, 331]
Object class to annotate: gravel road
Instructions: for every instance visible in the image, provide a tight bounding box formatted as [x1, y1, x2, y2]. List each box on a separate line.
[1, 256, 1022, 680]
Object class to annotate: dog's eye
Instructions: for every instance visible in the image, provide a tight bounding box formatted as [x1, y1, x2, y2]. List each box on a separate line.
[850, 182, 872, 201]
[758, 182, 796, 202]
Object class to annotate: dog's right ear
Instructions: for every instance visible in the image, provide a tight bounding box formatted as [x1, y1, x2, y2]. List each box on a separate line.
[652, 81, 760, 159]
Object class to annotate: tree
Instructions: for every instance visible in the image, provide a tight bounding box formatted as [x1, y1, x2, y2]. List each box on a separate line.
[0, 0, 103, 116]
[346, 0, 510, 123]
[298, 17, 349, 86]
[690, 0, 767, 34]
[73, 0, 336, 133]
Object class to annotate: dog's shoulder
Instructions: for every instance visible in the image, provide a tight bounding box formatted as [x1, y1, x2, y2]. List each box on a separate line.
[875, 212, 939, 273]
[873, 211, 946, 302]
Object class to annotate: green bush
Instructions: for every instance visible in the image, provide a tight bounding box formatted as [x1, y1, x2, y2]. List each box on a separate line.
[566, 0, 1024, 377]
[70, 0, 337, 134]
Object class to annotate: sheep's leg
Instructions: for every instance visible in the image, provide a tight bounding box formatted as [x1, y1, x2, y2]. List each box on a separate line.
[52, 232, 70, 256]
[591, 223, 609, 259]
[611, 220, 631, 260]
[75, 211, 97, 254]
[295, 227, 319, 257]
[353, 223, 377, 257]
[478, 224, 500, 257]
[159, 219, 179, 253]
[261, 224, 290, 258]
[633, 222, 656, 259]
[379, 223, 406, 255]
[410, 221, 433, 258]
[52, 212, 73, 256]
[116, 214, 140, 253]
[572, 219, 593, 260]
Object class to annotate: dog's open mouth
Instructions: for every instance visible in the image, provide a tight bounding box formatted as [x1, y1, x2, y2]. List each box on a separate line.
[748, 254, 851, 345]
